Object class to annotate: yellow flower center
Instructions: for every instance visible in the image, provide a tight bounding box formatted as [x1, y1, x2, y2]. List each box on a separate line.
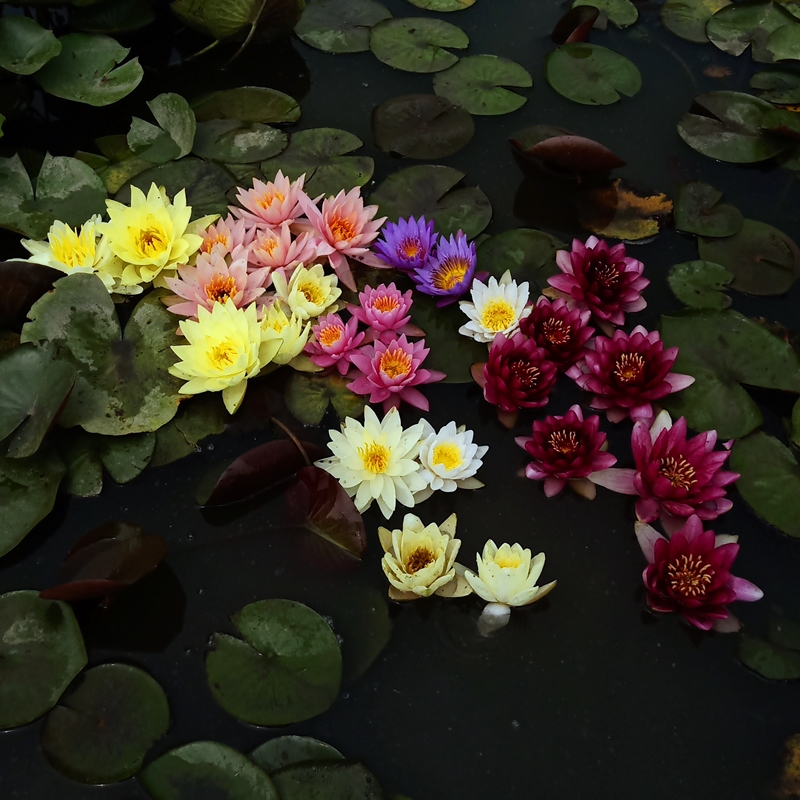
[495, 553, 522, 569]
[548, 429, 579, 456]
[256, 189, 285, 209]
[257, 235, 279, 257]
[480, 298, 515, 332]
[50, 225, 95, 269]
[379, 348, 412, 379]
[509, 358, 540, 389]
[405, 546, 435, 574]
[318, 324, 343, 347]
[541, 318, 572, 346]
[208, 339, 238, 370]
[401, 238, 421, 258]
[659, 456, 696, 490]
[431, 442, 463, 471]
[201, 232, 230, 254]
[667, 554, 714, 598]
[372, 295, 400, 313]
[613, 352, 646, 385]
[205, 275, 238, 303]
[588, 257, 620, 288]
[298, 280, 325, 306]
[431, 257, 469, 291]
[358, 441, 389, 474]
[329, 215, 357, 243]
[135, 225, 169, 259]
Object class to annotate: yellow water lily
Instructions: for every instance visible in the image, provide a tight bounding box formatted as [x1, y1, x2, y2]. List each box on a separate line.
[260, 302, 311, 366]
[271, 263, 341, 320]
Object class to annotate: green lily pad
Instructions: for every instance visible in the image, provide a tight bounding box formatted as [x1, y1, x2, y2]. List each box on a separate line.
[730, 431, 800, 537]
[151, 395, 226, 467]
[262, 128, 373, 199]
[195, 0, 305, 40]
[674, 181, 743, 237]
[659, 309, 800, 439]
[368, 164, 492, 239]
[369, 17, 469, 73]
[697, 219, 799, 295]
[140, 741, 279, 800]
[34, 33, 143, 106]
[407, 0, 474, 9]
[271, 762, 384, 800]
[544, 44, 641, 105]
[21, 277, 184, 436]
[738, 634, 800, 679]
[128, 118, 182, 165]
[573, 0, 638, 28]
[147, 93, 196, 159]
[792, 396, 800, 446]
[768, 20, 800, 59]
[193, 120, 288, 164]
[95, 431, 156, 483]
[0, 590, 87, 729]
[251, 736, 343, 773]
[286, 372, 366, 426]
[476, 229, 565, 291]
[42, 663, 170, 784]
[667, 261, 733, 309]
[770, 610, 800, 649]
[0, 16, 62, 75]
[661, 0, 731, 42]
[72, 0, 157, 34]
[751, 68, 800, 102]
[433, 54, 532, 115]
[192, 86, 301, 124]
[295, 0, 392, 53]
[372, 94, 474, 159]
[56, 430, 104, 497]
[707, 0, 798, 61]
[207, 599, 342, 726]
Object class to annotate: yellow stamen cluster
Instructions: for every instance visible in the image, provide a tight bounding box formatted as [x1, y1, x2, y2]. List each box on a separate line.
[667, 554, 713, 598]
[659, 456, 697, 490]
[480, 299, 516, 332]
[380, 348, 412, 379]
[431, 258, 469, 291]
[613, 352, 646, 384]
[359, 442, 390, 474]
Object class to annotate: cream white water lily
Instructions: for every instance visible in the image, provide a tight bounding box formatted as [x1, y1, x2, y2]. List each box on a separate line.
[458, 270, 530, 343]
[272, 263, 341, 320]
[316, 406, 426, 518]
[379, 513, 472, 601]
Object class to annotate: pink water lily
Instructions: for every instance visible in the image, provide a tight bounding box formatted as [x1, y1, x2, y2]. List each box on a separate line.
[348, 283, 421, 343]
[248, 222, 332, 283]
[197, 214, 253, 260]
[305, 313, 365, 375]
[231, 171, 308, 228]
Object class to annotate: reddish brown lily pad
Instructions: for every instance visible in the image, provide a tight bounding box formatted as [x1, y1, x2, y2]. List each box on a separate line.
[551, 5, 600, 44]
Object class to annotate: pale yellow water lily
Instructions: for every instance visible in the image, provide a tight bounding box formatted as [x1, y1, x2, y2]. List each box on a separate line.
[272, 263, 341, 320]
[378, 513, 472, 601]
[260, 302, 311, 366]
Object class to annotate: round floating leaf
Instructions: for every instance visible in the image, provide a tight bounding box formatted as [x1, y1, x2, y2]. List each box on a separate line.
[407, 0, 474, 9]
[147, 93, 196, 159]
[545, 44, 641, 105]
[200, 0, 306, 40]
[42, 663, 170, 784]
[730, 431, 800, 537]
[770, 611, 800, 650]
[738, 635, 800, 679]
[35, 33, 142, 106]
[667, 261, 733, 309]
[767, 21, 800, 60]
[207, 599, 342, 726]
[674, 180, 743, 237]
[432, 55, 532, 116]
[369, 17, 469, 73]
[140, 741, 278, 800]
[262, 128, 373, 198]
[476, 229, 564, 291]
[193, 120, 287, 164]
[251, 736, 343, 773]
[0, 590, 87, 729]
[369, 164, 492, 239]
[295, 0, 392, 53]
[697, 218, 799, 295]
[707, 0, 797, 61]
[372, 94, 474, 159]
[96, 431, 157, 483]
[272, 762, 383, 800]
[751, 68, 800, 102]
[286, 371, 366, 426]
[0, 16, 61, 76]
[573, 0, 638, 28]
[193, 86, 300, 124]
[661, 0, 731, 42]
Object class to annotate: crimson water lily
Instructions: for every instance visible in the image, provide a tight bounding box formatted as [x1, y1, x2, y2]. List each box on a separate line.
[348, 283, 419, 343]
[305, 313, 365, 375]
[636, 514, 763, 632]
[373, 216, 436, 271]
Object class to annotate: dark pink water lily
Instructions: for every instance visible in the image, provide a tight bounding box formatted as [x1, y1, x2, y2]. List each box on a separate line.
[636, 514, 762, 632]
[572, 325, 694, 425]
[305, 313, 365, 375]
[348, 283, 422, 343]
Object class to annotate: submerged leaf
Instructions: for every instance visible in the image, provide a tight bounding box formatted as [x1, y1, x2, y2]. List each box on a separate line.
[251, 736, 343, 773]
[545, 44, 641, 105]
[0, 16, 61, 76]
[150, 394, 226, 467]
[674, 181, 743, 237]
[192, 86, 301, 124]
[369, 17, 469, 73]
[295, 0, 392, 53]
[667, 261, 733, 309]
[661, 0, 731, 43]
[738, 634, 800, 679]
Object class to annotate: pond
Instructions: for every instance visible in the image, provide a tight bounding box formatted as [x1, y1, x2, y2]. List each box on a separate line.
[2, 0, 800, 799]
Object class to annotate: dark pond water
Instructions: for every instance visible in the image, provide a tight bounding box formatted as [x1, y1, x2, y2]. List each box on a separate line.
[2, 1, 800, 799]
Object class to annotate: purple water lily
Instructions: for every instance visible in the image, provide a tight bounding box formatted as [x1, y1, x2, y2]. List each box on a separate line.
[374, 216, 436, 271]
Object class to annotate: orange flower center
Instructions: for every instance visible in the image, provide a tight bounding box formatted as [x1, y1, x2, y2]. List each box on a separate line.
[667, 554, 714, 598]
[400, 238, 422, 258]
[659, 456, 697, 491]
[548, 429, 580, 456]
[431, 257, 469, 291]
[205, 275, 238, 303]
[257, 235, 280, 256]
[379, 348, 412, 379]
[541, 318, 572, 346]
[136, 227, 168, 257]
[613, 352, 646, 384]
[329, 215, 357, 243]
[256, 189, 285, 209]
[406, 546, 435, 574]
[509, 358, 539, 389]
[588, 258, 620, 288]
[318, 324, 343, 348]
[372, 295, 400, 313]
[201, 232, 231, 253]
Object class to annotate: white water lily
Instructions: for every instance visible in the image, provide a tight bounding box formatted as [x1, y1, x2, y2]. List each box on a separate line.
[316, 405, 426, 518]
[272, 263, 340, 320]
[458, 270, 530, 343]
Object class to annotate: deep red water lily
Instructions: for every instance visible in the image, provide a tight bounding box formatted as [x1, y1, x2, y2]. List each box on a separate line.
[636, 515, 763, 632]
[573, 325, 694, 425]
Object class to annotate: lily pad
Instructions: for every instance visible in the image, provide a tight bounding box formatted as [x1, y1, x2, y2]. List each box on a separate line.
[369, 164, 492, 239]
[476, 229, 564, 291]
[369, 17, 469, 73]
[751, 68, 800, 102]
[771, 610, 800, 649]
[198, 0, 306, 41]
[286, 371, 367, 426]
[151, 395, 226, 467]
[667, 261, 733, 309]
[251, 736, 343, 774]
[433, 55, 532, 115]
[262, 128, 373, 199]
[730, 431, 800, 537]
[193, 120, 288, 164]
[767, 20, 800, 60]
[56, 430, 103, 498]
[0, 590, 87, 729]
[661, 0, 731, 43]
[659, 309, 800, 439]
[372, 94, 474, 159]
[0, 16, 61, 76]
[707, 0, 798, 62]
[271, 762, 384, 800]
[573, 0, 638, 28]
[138, 92, 196, 161]
[697, 218, 799, 295]
[193, 86, 300, 125]
[544, 44, 641, 105]
[34, 33, 143, 106]
[793, 396, 800, 446]
[140, 741, 279, 800]
[42, 663, 170, 784]
[407, 0, 474, 9]
[295, 0, 392, 53]
[206, 599, 342, 726]
[738, 634, 800, 679]
[674, 181, 743, 237]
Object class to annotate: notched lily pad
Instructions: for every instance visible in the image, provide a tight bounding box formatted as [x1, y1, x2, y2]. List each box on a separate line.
[271, 762, 384, 800]
[674, 180, 743, 237]
[286, 371, 366, 426]
[0, 16, 62, 76]
[707, 0, 798, 62]
[738, 634, 800, 679]
[193, 120, 288, 164]
[251, 736, 343, 773]
[751, 67, 800, 102]
[573, 0, 638, 29]
[295, 0, 393, 53]
[661, 0, 732, 43]
[667, 261, 733, 309]
[192, 86, 301, 124]
[369, 17, 469, 73]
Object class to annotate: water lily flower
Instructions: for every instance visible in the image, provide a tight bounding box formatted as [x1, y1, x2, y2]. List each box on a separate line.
[305, 313, 365, 375]
[348, 283, 417, 343]
[515, 405, 617, 498]
[378, 513, 472, 601]
[412, 231, 476, 307]
[572, 326, 694, 425]
[272, 263, 341, 320]
[260, 302, 311, 366]
[414, 420, 488, 502]
[197, 214, 252, 260]
[348, 335, 446, 412]
[373, 216, 436, 271]
[248, 222, 332, 280]
[548, 235, 649, 328]
[459, 270, 530, 343]
[230, 171, 307, 228]
[636, 514, 763, 632]
[316, 405, 427, 518]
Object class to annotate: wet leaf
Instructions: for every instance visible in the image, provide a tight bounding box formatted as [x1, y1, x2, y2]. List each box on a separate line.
[151, 395, 226, 467]
[368, 164, 492, 239]
[192, 86, 301, 124]
[573, 0, 638, 28]
[272, 762, 384, 800]
[767, 20, 800, 60]
[697, 218, 799, 295]
[193, 120, 288, 164]
[551, 6, 600, 44]
[295, 0, 392, 53]
[674, 180, 743, 237]
[518, 134, 626, 174]
[35, 33, 143, 106]
[251, 736, 343, 773]
[0, 16, 61, 75]
[96, 431, 156, 483]
[72, 0, 157, 34]
[545, 44, 641, 105]
[433, 55, 532, 116]
[42, 663, 170, 784]
[286, 371, 366, 426]
[738, 634, 800, 679]
[128, 117, 182, 165]
[730, 431, 800, 537]
[262, 128, 373, 198]
[0, 590, 87, 729]
[661, 0, 731, 42]
[206, 599, 342, 726]
[707, 0, 798, 62]
[372, 94, 474, 159]
[407, 0, 474, 9]
[200, 0, 306, 40]
[146, 93, 196, 159]
[660, 309, 800, 439]
[476, 229, 565, 291]
[667, 261, 733, 309]
[140, 741, 278, 800]
[762, 106, 800, 138]
[56, 430, 103, 498]
[751, 67, 800, 102]
[369, 17, 469, 73]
